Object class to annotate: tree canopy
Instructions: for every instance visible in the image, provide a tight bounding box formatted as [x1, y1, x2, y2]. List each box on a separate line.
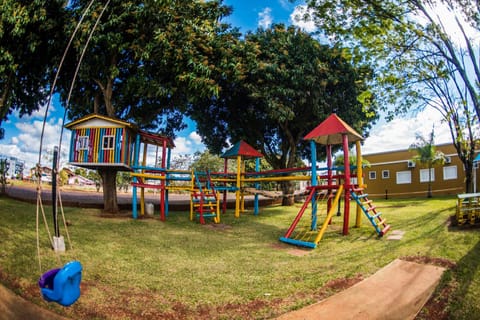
[61, 0, 235, 136]
[188, 24, 378, 204]
[303, 0, 480, 193]
[55, 0, 237, 212]
[0, 0, 67, 125]
[189, 24, 378, 169]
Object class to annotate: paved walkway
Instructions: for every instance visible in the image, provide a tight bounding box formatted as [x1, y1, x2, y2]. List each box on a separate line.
[276, 259, 445, 320]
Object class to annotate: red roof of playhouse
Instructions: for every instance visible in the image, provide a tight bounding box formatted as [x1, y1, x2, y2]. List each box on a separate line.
[304, 113, 363, 145]
[221, 140, 264, 159]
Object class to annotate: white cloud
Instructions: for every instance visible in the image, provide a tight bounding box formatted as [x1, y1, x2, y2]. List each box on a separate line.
[290, 5, 317, 33]
[278, 0, 291, 10]
[188, 131, 202, 145]
[416, 2, 479, 47]
[258, 7, 273, 29]
[172, 133, 205, 156]
[362, 107, 452, 155]
[0, 113, 71, 173]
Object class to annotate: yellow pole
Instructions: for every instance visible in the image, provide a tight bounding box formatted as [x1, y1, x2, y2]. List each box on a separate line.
[355, 141, 363, 227]
[314, 184, 344, 244]
[140, 143, 147, 216]
[235, 155, 241, 218]
[214, 192, 220, 223]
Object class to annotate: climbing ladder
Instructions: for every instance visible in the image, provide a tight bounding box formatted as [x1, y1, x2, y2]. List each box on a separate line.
[350, 188, 391, 236]
[279, 185, 343, 248]
[190, 171, 220, 224]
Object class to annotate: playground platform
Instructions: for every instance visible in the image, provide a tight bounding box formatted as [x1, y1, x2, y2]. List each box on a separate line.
[276, 259, 445, 320]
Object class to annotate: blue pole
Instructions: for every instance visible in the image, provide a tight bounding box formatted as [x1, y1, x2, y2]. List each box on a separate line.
[310, 140, 318, 230]
[132, 134, 141, 219]
[254, 157, 260, 215]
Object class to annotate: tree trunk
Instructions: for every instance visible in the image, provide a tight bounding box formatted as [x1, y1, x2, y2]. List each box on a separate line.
[99, 168, 119, 213]
[465, 165, 473, 193]
[281, 181, 295, 206]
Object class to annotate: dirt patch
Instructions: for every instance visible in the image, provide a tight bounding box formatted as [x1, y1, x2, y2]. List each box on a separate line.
[402, 255, 457, 270]
[0, 257, 454, 320]
[0, 269, 364, 320]
[287, 248, 311, 256]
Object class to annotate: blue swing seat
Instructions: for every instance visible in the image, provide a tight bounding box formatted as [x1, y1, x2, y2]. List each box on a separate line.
[38, 260, 83, 307]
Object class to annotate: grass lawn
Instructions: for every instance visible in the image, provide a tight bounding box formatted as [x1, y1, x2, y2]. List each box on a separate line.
[0, 194, 479, 319]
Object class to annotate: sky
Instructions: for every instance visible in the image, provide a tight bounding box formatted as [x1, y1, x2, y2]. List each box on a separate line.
[0, 0, 466, 172]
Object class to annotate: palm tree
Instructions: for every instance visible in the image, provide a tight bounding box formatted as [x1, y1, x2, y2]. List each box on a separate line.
[410, 128, 445, 198]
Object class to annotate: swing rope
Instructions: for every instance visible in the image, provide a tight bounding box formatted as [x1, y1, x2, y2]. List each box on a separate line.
[35, 0, 110, 272]
[35, 166, 61, 273]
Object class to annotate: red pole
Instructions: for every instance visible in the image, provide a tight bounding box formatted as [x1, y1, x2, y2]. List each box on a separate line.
[326, 144, 332, 222]
[284, 189, 316, 237]
[222, 158, 228, 214]
[342, 134, 350, 235]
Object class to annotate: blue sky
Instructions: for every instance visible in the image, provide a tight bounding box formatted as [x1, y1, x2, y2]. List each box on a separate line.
[0, 0, 454, 172]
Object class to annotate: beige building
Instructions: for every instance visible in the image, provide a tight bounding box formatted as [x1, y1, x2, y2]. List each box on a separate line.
[362, 143, 476, 198]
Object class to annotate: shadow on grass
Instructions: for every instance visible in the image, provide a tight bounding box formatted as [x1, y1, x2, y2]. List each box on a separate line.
[447, 239, 480, 319]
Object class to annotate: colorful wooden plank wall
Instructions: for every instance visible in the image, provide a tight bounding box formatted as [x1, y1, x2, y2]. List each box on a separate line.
[69, 127, 134, 165]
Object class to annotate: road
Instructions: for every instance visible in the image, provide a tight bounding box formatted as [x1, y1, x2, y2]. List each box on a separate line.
[4, 183, 279, 211]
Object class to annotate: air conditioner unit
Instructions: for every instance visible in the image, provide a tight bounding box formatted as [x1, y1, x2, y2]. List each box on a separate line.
[407, 160, 416, 168]
[444, 156, 452, 164]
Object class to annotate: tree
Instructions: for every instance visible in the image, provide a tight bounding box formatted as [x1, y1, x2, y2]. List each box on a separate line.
[188, 24, 378, 205]
[0, 158, 9, 194]
[190, 150, 224, 173]
[0, 1, 67, 125]
[59, 0, 236, 212]
[410, 129, 446, 198]
[303, 0, 480, 193]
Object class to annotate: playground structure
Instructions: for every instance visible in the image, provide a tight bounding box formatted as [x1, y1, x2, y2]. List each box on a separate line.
[455, 154, 480, 226]
[455, 193, 480, 225]
[128, 139, 310, 224]
[279, 114, 391, 248]
[65, 113, 391, 245]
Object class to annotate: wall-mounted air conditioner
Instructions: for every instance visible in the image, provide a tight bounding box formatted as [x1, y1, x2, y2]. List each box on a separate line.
[407, 160, 416, 168]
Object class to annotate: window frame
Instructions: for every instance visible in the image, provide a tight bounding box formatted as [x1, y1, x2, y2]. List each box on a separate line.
[419, 168, 435, 183]
[396, 171, 412, 184]
[443, 165, 458, 180]
[102, 135, 115, 150]
[77, 136, 89, 150]
[382, 170, 390, 179]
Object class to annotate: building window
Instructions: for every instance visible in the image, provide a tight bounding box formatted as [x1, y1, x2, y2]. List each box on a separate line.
[369, 171, 376, 180]
[396, 171, 412, 184]
[443, 165, 457, 180]
[382, 170, 390, 179]
[420, 168, 435, 183]
[103, 135, 114, 150]
[77, 136, 89, 150]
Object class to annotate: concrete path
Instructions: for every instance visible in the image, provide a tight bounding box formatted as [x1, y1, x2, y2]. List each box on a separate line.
[276, 259, 445, 320]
